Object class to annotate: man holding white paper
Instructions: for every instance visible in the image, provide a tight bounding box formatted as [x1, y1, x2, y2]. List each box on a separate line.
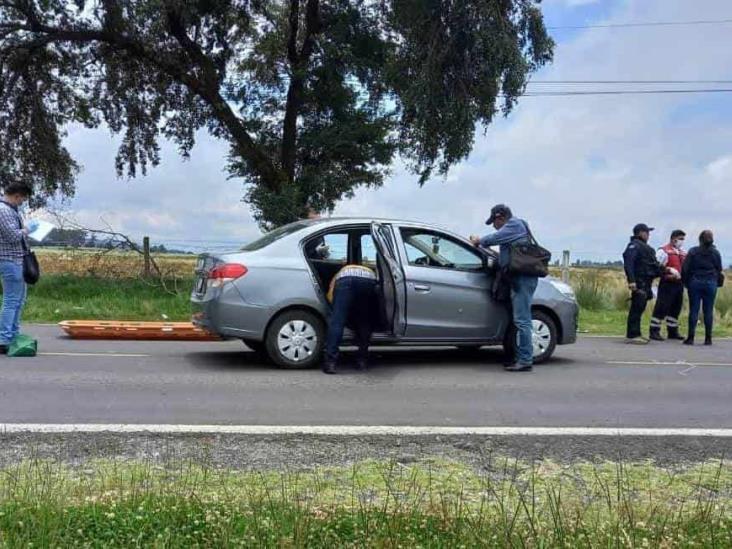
[0, 182, 36, 353]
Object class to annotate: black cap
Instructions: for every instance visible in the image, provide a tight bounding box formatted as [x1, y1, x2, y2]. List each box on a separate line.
[670, 229, 686, 239]
[633, 223, 654, 235]
[486, 204, 513, 225]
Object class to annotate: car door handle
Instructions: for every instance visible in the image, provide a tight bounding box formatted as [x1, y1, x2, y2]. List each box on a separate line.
[413, 284, 431, 293]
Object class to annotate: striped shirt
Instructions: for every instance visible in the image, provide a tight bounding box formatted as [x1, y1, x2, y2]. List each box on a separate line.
[0, 201, 25, 264]
[326, 265, 377, 303]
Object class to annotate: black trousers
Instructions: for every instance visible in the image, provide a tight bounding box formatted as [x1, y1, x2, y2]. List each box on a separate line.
[650, 281, 684, 332]
[627, 281, 652, 338]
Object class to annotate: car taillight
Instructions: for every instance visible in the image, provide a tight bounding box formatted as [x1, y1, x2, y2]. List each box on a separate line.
[208, 263, 248, 287]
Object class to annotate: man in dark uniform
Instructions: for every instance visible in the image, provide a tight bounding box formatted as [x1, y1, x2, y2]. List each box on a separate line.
[623, 223, 663, 344]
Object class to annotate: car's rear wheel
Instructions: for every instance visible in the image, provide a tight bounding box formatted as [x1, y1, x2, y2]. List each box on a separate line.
[265, 310, 324, 369]
[502, 310, 557, 364]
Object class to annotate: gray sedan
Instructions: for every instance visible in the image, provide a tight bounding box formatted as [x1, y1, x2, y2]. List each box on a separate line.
[191, 218, 578, 368]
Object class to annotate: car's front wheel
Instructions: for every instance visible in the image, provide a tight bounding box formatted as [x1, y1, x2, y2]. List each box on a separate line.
[265, 310, 325, 369]
[503, 310, 557, 364]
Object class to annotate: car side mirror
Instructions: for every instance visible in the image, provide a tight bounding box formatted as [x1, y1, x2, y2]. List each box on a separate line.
[483, 254, 497, 272]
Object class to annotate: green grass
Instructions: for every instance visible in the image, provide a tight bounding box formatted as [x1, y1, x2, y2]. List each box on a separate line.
[0, 458, 731, 546]
[580, 302, 732, 337]
[7, 274, 732, 337]
[20, 275, 194, 323]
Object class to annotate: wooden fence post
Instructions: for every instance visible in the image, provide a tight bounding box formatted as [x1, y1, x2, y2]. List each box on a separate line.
[143, 236, 151, 278]
[561, 250, 571, 283]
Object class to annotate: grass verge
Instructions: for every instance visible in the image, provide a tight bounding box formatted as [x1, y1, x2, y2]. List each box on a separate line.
[0, 458, 730, 546]
[21, 275, 193, 323]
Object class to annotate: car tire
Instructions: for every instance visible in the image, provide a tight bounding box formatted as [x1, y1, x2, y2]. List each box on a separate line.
[243, 339, 265, 353]
[265, 310, 325, 369]
[502, 309, 557, 365]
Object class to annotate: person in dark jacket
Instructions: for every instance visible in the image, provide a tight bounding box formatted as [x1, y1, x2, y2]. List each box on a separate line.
[681, 230, 723, 346]
[622, 223, 663, 344]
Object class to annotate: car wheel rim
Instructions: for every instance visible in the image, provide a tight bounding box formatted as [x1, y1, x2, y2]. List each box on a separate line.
[515, 319, 552, 358]
[277, 320, 318, 362]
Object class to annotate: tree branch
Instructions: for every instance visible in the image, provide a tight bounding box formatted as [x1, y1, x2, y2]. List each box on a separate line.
[281, 0, 320, 182]
[3, 6, 286, 192]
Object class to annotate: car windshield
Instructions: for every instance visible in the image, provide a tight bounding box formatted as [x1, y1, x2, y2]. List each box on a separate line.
[240, 221, 310, 252]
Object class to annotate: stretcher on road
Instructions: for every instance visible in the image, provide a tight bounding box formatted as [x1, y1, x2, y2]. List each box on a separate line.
[59, 320, 221, 341]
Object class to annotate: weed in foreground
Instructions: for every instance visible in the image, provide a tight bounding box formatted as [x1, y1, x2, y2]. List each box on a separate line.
[0, 457, 730, 546]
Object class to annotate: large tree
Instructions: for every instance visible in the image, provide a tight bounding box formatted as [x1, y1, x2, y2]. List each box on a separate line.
[0, 0, 553, 228]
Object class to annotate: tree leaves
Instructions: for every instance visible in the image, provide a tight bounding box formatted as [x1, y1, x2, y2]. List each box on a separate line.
[0, 0, 552, 226]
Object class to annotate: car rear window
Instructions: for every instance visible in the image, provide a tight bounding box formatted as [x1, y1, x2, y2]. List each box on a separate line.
[240, 221, 310, 252]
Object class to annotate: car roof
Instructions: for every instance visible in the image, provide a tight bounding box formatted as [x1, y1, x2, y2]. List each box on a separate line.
[306, 216, 446, 230]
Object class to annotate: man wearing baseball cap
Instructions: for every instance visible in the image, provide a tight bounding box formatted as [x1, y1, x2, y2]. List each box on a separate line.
[622, 223, 664, 344]
[470, 204, 539, 371]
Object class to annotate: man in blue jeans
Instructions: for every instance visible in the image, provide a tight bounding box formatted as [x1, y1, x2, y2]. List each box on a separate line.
[471, 204, 538, 372]
[0, 182, 35, 354]
[322, 264, 379, 374]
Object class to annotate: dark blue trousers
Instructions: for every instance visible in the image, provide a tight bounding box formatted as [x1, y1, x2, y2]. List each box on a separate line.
[687, 279, 717, 337]
[325, 277, 378, 363]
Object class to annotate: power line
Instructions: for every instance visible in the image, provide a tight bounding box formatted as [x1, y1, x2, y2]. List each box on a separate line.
[530, 80, 732, 85]
[547, 17, 732, 30]
[520, 88, 732, 97]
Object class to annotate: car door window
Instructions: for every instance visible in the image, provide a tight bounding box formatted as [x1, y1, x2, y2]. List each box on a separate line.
[306, 233, 348, 264]
[360, 234, 378, 268]
[401, 229, 483, 271]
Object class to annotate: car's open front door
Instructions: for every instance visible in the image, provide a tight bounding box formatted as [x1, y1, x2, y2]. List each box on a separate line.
[371, 222, 407, 337]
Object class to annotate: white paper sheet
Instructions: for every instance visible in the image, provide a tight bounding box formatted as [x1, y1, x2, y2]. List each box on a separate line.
[27, 220, 55, 242]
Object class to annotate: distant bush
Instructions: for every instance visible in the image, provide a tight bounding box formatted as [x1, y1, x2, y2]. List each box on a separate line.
[716, 285, 732, 319]
[572, 270, 609, 311]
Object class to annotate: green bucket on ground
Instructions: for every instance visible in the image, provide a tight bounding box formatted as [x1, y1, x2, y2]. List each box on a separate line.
[8, 334, 37, 357]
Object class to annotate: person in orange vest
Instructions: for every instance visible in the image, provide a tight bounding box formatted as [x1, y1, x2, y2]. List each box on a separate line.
[322, 264, 379, 374]
[649, 230, 687, 341]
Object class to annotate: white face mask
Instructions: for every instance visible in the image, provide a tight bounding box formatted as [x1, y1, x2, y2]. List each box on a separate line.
[673, 239, 685, 250]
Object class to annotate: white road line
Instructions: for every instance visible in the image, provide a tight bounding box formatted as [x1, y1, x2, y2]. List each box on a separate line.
[607, 360, 732, 367]
[2, 424, 732, 437]
[38, 352, 150, 358]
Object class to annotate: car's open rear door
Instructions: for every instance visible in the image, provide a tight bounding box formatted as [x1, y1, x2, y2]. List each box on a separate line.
[371, 222, 406, 337]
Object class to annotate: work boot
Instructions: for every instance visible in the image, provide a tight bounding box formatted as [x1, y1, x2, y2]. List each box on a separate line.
[321, 360, 337, 375]
[683, 335, 695, 346]
[356, 357, 369, 371]
[648, 327, 664, 341]
[667, 327, 685, 341]
[705, 334, 713, 346]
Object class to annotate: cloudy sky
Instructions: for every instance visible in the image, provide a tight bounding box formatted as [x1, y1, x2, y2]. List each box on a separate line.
[54, 0, 732, 262]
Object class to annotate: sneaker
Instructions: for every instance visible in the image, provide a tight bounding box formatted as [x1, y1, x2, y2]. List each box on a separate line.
[504, 363, 533, 372]
[625, 337, 649, 345]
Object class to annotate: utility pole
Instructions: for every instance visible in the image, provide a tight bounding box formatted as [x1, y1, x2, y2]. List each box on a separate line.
[561, 250, 571, 283]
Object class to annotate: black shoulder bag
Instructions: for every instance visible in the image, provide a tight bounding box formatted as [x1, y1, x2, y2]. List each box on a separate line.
[507, 221, 552, 278]
[21, 238, 40, 285]
[9, 205, 41, 285]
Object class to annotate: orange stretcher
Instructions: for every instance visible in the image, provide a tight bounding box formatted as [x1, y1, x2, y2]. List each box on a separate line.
[58, 320, 221, 341]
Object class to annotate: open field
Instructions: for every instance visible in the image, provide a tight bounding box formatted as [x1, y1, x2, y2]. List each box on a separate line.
[0, 457, 730, 546]
[35, 248, 197, 278]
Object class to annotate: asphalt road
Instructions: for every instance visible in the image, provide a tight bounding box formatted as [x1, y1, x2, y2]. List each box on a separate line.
[1, 325, 731, 428]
